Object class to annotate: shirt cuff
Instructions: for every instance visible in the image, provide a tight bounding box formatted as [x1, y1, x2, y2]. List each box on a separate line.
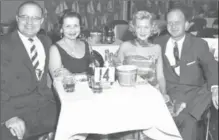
[211, 85, 218, 92]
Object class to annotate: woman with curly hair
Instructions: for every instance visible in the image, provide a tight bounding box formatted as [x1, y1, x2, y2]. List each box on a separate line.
[116, 10, 167, 97]
[112, 10, 168, 140]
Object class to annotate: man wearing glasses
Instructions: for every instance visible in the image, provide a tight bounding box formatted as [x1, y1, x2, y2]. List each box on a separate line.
[1, 1, 58, 140]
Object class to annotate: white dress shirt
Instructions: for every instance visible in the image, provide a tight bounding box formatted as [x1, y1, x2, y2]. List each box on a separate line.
[165, 35, 185, 75]
[18, 31, 46, 79]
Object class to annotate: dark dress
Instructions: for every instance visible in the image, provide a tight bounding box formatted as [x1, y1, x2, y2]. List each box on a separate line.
[55, 41, 91, 74]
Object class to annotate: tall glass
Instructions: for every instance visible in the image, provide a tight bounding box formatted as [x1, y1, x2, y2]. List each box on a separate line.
[88, 75, 102, 93]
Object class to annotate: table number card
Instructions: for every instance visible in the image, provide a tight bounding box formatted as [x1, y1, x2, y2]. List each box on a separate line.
[94, 67, 115, 83]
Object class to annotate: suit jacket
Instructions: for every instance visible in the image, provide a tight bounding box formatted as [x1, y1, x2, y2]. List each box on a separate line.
[154, 34, 218, 120]
[1, 30, 55, 123]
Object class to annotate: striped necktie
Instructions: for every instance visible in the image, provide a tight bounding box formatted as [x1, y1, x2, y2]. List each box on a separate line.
[28, 38, 42, 80]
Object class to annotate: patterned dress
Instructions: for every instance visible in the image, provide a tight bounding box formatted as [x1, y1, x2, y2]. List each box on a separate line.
[107, 40, 160, 140]
[123, 40, 160, 89]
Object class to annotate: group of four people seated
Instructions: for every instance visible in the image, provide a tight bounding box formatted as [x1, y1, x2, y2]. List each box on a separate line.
[1, 1, 218, 140]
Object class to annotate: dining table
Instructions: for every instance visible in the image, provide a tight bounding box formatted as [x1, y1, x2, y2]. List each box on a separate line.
[205, 17, 217, 28]
[53, 79, 182, 140]
[202, 38, 218, 61]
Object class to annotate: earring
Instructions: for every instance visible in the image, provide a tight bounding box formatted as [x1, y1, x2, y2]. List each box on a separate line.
[60, 29, 63, 38]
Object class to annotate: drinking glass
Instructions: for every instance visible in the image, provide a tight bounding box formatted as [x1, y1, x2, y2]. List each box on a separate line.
[88, 76, 102, 93]
[62, 75, 75, 93]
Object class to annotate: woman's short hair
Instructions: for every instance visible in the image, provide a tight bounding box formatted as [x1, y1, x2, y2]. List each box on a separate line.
[129, 11, 155, 35]
[59, 10, 82, 27]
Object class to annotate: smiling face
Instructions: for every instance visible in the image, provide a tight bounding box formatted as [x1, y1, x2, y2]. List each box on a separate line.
[167, 10, 188, 40]
[16, 3, 44, 38]
[62, 17, 81, 40]
[135, 19, 152, 41]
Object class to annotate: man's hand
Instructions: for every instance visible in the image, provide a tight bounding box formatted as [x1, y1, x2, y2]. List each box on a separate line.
[167, 100, 186, 117]
[163, 94, 170, 103]
[5, 117, 26, 140]
[173, 101, 186, 117]
[212, 87, 218, 110]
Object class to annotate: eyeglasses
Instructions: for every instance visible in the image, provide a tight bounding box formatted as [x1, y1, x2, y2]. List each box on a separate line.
[167, 21, 182, 27]
[18, 15, 42, 23]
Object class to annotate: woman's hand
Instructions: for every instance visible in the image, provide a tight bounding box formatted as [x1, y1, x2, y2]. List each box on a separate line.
[53, 67, 71, 78]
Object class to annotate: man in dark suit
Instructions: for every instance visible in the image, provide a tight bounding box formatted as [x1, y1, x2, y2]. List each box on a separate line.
[1, 1, 58, 140]
[154, 8, 218, 140]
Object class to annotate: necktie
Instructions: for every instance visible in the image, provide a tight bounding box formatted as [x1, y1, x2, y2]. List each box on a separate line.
[28, 38, 42, 80]
[173, 42, 180, 67]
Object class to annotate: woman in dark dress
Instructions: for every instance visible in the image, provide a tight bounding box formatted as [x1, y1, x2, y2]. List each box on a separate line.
[49, 11, 90, 140]
[49, 11, 91, 76]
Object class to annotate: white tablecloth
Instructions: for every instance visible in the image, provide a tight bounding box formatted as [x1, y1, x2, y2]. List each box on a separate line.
[54, 81, 182, 140]
[205, 18, 216, 28]
[202, 38, 218, 61]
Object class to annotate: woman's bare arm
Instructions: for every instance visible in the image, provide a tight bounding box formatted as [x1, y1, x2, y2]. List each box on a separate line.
[49, 45, 63, 79]
[115, 42, 131, 65]
[156, 45, 166, 95]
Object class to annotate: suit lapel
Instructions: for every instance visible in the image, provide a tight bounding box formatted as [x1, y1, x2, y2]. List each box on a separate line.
[179, 34, 192, 79]
[11, 31, 38, 81]
[180, 34, 191, 63]
[37, 34, 49, 81]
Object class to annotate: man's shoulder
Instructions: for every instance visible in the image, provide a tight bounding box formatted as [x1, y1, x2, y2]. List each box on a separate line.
[188, 34, 207, 46]
[37, 33, 52, 46]
[1, 32, 13, 43]
[1, 32, 16, 50]
[187, 34, 209, 53]
[153, 34, 170, 44]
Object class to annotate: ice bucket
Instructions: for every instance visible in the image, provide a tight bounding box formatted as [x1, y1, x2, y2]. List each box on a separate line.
[116, 65, 137, 86]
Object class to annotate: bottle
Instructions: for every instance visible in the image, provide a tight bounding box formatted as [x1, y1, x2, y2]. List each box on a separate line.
[104, 49, 110, 67]
[88, 51, 102, 93]
[107, 27, 115, 43]
[87, 51, 95, 87]
[109, 52, 114, 67]
[102, 25, 106, 43]
[102, 50, 114, 87]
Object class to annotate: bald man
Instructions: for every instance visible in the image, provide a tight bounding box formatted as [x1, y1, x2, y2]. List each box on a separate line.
[154, 8, 218, 140]
[1, 1, 58, 140]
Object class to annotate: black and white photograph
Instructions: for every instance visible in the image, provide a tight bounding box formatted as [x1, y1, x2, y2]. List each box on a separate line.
[0, 0, 218, 140]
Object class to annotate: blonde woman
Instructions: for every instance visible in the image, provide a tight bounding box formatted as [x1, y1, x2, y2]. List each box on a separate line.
[116, 10, 167, 97]
[112, 10, 169, 140]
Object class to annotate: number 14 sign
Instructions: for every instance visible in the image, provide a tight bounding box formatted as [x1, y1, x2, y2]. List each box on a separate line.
[94, 67, 115, 82]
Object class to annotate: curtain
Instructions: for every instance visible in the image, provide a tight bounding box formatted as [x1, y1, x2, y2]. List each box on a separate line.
[46, 0, 129, 32]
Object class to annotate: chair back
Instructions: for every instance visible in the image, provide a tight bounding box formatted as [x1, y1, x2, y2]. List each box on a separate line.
[107, 20, 128, 29]
[212, 19, 218, 29]
[114, 24, 129, 41]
